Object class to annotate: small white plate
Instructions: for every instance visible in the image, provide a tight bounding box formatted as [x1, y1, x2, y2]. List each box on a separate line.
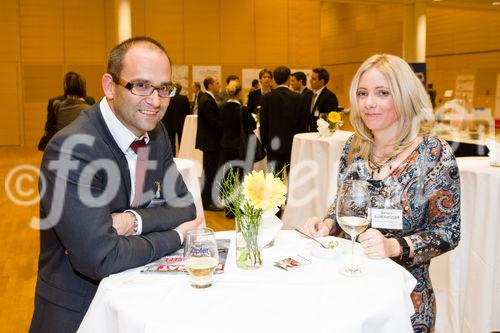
[309, 236, 343, 260]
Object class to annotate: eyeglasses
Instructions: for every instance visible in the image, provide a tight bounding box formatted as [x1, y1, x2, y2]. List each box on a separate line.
[115, 77, 177, 98]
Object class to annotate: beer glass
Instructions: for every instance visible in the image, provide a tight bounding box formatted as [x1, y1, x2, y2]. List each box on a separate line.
[184, 228, 219, 288]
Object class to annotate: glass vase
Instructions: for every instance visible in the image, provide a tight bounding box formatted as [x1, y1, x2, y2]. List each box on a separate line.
[235, 214, 263, 269]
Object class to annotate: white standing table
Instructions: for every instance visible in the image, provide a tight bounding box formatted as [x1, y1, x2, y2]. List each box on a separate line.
[282, 131, 353, 229]
[78, 230, 416, 333]
[430, 157, 500, 333]
[178, 115, 203, 177]
[173, 158, 205, 224]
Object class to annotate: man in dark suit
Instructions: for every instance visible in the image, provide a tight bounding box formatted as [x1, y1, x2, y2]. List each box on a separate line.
[195, 76, 223, 211]
[260, 66, 306, 175]
[161, 83, 191, 155]
[191, 81, 201, 114]
[30, 36, 200, 333]
[305, 67, 339, 132]
[246, 68, 273, 115]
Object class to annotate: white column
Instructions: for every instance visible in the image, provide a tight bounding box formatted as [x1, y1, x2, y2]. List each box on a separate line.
[403, 0, 426, 63]
[115, 0, 132, 43]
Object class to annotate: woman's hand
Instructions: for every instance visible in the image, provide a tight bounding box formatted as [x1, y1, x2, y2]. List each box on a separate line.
[303, 217, 332, 238]
[358, 228, 400, 259]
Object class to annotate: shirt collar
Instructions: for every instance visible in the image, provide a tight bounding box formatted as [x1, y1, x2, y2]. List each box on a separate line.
[314, 86, 326, 95]
[277, 84, 289, 89]
[205, 90, 216, 100]
[226, 99, 241, 105]
[299, 86, 307, 94]
[99, 97, 150, 153]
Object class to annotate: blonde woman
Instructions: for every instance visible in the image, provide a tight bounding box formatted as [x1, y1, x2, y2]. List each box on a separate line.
[304, 54, 460, 332]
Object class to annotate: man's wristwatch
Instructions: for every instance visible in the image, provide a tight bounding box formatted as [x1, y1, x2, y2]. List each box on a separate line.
[396, 237, 410, 260]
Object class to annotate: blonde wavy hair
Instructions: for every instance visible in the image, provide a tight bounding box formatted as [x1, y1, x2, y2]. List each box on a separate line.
[348, 54, 434, 161]
[226, 80, 242, 99]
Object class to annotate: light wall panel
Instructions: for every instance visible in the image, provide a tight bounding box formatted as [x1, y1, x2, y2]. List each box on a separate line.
[321, 2, 403, 65]
[23, 102, 46, 147]
[289, 0, 320, 67]
[131, 0, 145, 37]
[66, 65, 106, 103]
[63, 0, 106, 64]
[427, 7, 500, 56]
[20, 0, 64, 63]
[184, 0, 220, 64]
[144, 0, 185, 65]
[220, 0, 255, 65]
[255, 0, 288, 65]
[0, 2, 21, 62]
[22, 65, 63, 103]
[0, 64, 21, 145]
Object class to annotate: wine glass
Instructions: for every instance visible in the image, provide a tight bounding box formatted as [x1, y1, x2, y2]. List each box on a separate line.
[183, 228, 219, 288]
[336, 180, 371, 277]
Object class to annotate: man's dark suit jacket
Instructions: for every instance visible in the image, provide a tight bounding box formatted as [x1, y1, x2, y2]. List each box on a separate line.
[260, 87, 306, 157]
[30, 104, 196, 333]
[246, 89, 262, 114]
[304, 87, 339, 132]
[195, 92, 222, 152]
[162, 93, 191, 132]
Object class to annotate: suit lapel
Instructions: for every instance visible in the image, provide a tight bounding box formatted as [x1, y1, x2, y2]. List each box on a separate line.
[90, 106, 133, 203]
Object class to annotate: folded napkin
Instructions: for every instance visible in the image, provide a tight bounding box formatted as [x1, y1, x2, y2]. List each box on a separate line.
[258, 207, 283, 247]
[317, 118, 330, 137]
[486, 139, 500, 166]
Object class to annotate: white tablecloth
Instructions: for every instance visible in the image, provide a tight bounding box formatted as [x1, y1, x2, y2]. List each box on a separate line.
[173, 158, 205, 224]
[78, 230, 416, 333]
[178, 115, 203, 177]
[430, 157, 500, 333]
[282, 131, 353, 229]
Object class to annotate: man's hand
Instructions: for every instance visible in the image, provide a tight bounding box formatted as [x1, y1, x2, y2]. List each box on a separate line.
[175, 217, 203, 239]
[111, 212, 136, 236]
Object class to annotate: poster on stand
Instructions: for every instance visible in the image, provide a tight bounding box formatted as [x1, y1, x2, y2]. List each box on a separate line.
[172, 65, 189, 96]
[242, 69, 262, 90]
[192, 66, 221, 92]
[455, 75, 475, 103]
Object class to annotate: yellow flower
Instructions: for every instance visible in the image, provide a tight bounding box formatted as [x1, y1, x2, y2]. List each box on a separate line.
[242, 170, 287, 211]
[327, 111, 341, 123]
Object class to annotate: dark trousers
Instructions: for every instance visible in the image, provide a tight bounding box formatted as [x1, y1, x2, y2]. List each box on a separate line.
[29, 294, 91, 333]
[201, 151, 220, 207]
[267, 152, 290, 177]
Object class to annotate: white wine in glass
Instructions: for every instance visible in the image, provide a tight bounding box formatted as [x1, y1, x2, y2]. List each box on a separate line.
[336, 180, 371, 277]
[184, 228, 219, 288]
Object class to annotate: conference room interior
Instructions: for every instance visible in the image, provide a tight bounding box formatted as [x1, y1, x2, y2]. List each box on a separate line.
[0, 0, 499, 332]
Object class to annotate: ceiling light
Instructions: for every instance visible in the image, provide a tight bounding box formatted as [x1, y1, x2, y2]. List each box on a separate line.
[492, 1, 500, 5]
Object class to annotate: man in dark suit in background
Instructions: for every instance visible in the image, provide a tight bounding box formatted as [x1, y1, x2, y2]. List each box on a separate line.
[195, 76, 223, 211]
[290, 71, 312, 98]
[246, 68, 273, 115]
[162, 83, 191, 156]
[305, 67, 339, 132]
[191, 81, 202, 114]
[30, 36, 200, 333]
[260, 66, 306, 175]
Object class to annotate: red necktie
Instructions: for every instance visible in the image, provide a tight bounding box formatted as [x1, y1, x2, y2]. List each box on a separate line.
[130, 138, 148, 208]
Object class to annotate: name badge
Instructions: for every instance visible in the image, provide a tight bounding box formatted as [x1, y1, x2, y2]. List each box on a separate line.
[314, 110, 319, 117]
[370, 208, 403, 230]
